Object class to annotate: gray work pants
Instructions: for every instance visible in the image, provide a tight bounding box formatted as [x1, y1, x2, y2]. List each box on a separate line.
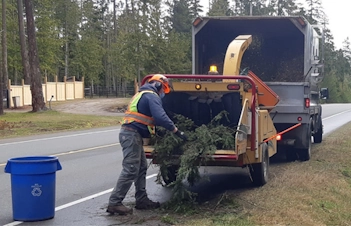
[108, 128, 148, 206]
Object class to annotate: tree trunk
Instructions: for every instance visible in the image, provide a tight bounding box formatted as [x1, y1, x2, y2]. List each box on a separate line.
[64, 2, 68, 78]
[24, 0, 46, 112]
[0, 68, 3, 115]
[2, 0, 8, 89]
[17, 0, 30, 84]
[65, 41, 68, 77]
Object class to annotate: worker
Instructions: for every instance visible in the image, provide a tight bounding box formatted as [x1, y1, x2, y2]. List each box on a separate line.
[107, 74, 187, 215]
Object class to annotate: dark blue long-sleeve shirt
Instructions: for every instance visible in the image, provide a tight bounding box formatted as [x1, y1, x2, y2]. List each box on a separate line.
[122, 83, 176, 138]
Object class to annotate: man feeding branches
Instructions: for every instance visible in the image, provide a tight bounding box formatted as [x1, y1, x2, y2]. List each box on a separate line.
[107, 74, 187, 215]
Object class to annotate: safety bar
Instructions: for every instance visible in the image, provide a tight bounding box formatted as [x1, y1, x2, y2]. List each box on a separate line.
[262, 123, 302, 144]
[142, 74, 258, 152]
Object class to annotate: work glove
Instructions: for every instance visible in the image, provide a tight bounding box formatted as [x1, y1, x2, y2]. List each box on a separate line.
[175, 130, 188, 141]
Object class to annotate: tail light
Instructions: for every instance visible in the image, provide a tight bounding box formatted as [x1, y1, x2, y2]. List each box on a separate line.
[227, 84, 241, 90]
[305, 98, 310, 108]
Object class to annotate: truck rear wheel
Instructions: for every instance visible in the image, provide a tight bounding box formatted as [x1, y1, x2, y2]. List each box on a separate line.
[250, 143, 269, 186]
[313, 118, 323, 143]
[161, 165, 179, 186]
[298, 119, 312, 161]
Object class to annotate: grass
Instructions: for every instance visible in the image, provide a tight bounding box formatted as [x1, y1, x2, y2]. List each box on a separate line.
[0, 110, 121, 139]
[157, 123, 351, 226]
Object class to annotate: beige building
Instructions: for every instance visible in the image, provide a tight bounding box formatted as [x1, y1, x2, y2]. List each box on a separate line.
[7, 76, 84, 108]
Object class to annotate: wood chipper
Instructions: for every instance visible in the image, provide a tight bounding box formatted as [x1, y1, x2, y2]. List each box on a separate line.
[142, 35, 300, 186]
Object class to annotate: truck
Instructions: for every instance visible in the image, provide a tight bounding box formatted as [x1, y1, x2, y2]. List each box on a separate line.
[142, 16, 329, 186]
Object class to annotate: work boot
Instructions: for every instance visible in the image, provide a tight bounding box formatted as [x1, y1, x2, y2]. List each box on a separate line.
[106, 204, 133, 215]
[135, 198, 160, 210]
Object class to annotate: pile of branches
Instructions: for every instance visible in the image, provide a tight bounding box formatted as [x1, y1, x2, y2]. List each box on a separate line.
[150, 111, 236, 208]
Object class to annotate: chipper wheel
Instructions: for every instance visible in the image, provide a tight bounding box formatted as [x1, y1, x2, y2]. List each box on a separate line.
[250, 143, 269, 186]
[161, 165, 179, 186]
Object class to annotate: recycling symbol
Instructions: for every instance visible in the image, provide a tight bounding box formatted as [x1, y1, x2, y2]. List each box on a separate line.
[31, 184, 42, 196]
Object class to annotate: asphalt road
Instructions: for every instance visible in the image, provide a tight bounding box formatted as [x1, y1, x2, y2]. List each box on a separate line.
[1, 103, 351, 226]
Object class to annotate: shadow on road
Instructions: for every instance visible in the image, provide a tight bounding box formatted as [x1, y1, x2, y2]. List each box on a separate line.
[184, 147, 296, 204]
[184, 167, 254, 203]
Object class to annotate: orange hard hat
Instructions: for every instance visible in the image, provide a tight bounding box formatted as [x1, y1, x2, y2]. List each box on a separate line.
[148, 74, 172, 94]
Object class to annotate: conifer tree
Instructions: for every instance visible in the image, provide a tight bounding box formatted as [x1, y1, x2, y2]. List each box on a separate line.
[342, 38, 351, 62]
[24, 0, 46, 111]
[232, 0, 268, 16]
[189, 0, 204, 18]
[305, 0, 324, 23]
[271, 0, 298, 16]
[208, 0, 232, 16]
[170, 0, 192, 34]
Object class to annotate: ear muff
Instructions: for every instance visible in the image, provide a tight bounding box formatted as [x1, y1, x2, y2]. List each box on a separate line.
[154, 81, 162, 91]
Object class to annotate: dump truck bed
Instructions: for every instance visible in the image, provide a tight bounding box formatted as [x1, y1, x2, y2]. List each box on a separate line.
[192, 16, 318, 83]
[192, 16, 322, 127]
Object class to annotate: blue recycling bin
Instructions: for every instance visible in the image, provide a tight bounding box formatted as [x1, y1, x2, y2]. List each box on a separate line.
[5, 156, 62, 221]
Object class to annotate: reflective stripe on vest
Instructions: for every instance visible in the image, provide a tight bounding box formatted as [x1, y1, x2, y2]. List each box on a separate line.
[123, 90, 156, 126]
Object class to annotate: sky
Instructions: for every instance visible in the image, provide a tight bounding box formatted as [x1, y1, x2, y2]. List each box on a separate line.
[199, 0, 350, 50]
[315, 0, 351, 49]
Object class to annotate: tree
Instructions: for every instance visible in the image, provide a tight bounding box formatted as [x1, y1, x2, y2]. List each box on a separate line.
[34, 0, 62, 79]
[189, 0, 203, 18]
[267, 0, 298, 16]
[17, 0, 30, 84]
[0, 79, 2, 115]
[305, 0, 324, 23]
[54, 0, 81, 81]
[170, 0, 192, 33]
[2, 0, 8, 89]
[4, 1, 23, 85]
[233, 0, 267, 16]
[208, 0, 232, 16]
[342, 37, 351, 62]
[24, 0, 46, 112]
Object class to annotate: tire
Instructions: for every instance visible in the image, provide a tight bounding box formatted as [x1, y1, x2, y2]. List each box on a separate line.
[298, 119, 312, 161]
[313, 117, 323, 143]
[161, 165, 179, 186]
[250, 144, 269, 186]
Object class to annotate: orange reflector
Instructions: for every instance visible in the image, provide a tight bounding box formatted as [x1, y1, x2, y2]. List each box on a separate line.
[297, 18, 306, 26]
[305, 98, 310, 108]
[227, 84, 241, 90]
[195, 84, 201, 90]
[193, 17, 203, 27]
[276, 134, 282, 141]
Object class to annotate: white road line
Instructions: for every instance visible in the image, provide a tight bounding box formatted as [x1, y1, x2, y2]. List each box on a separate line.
[0, 129, 120, 147]
[53, 143, 119, 157]
[323, 109, 351, 120]
[3, 174, 158, 226]
[3, 221, 22, 226]
[0, 143, 120, 167]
